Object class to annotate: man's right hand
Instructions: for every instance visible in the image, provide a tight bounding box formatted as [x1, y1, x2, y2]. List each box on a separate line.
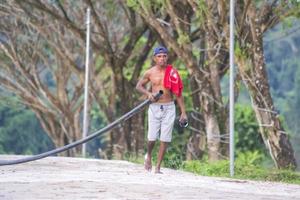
[147, 92, 155, 102]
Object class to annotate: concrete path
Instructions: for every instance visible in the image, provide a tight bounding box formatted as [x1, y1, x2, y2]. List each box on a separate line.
[0, 155, 300, 200]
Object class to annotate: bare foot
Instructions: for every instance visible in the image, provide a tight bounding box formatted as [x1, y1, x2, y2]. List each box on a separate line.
[144, 154, 152, 172]
[155, 168, 163, 174]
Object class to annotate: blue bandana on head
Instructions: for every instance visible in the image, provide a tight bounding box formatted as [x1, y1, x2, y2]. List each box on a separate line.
[153, 46, 168, 56]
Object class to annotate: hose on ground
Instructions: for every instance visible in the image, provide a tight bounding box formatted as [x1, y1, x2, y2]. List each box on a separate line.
[0, 90, 163, 166]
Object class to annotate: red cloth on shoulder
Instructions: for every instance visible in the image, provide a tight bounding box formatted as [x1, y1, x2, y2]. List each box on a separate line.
[163, 64, 183, 97]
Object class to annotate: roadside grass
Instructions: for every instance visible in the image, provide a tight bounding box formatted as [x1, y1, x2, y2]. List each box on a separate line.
[181, 159, 300, 185]
[125, 151, 300, 185]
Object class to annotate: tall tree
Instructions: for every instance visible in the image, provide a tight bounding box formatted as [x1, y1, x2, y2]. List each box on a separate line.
[1, 0, 156, 158]
[0, 2, 86, 156]
[234, 0, 299, 169]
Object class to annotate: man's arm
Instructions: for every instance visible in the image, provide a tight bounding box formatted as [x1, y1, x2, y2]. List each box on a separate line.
[176, 95, 187, 121]
[136, 71, 155, 101]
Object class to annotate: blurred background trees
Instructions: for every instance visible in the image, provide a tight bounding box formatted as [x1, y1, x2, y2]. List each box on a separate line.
[0, 0, 299, 170]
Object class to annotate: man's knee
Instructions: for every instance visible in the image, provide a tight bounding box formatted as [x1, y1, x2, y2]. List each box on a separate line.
[148, 140, 156, 145]
[160, 141, 169, 147]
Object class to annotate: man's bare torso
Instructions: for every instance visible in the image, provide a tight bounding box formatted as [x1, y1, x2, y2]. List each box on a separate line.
[148, 66, 173, 103]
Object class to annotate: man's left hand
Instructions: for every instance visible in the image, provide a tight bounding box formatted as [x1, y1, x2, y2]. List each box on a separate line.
[179, 113, 187, 122]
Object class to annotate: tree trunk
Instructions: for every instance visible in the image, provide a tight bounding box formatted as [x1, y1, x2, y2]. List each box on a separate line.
[186, 77, 206, 160]
[131, 112, 146, 157]
[235, 4, 297, 169]
[193, 71, 221, 162]
[205, 0, 230, 159]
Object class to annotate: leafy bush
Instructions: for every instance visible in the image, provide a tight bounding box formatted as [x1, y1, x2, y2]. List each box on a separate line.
[182, 157, 229, 176]
[235, 150, 264, 167]
[163, 130, 189, 169]
[181, 151, 300, 184]
[234, 104, 265, 153]
[0, 101, 54, 155]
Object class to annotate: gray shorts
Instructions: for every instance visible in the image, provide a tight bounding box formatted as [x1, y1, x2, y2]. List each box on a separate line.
[148, 101, 176, 142]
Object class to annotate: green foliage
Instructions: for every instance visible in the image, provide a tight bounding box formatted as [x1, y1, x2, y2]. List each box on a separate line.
[127, 0, 149, 11]
[127, 0, 167, 16]
[177, 62, 193, 111]
[177, 31, 190, 47]
[194, 0, 207, 25]
[123, 36, 148, 80]
[182, 157, 229, 176]
[0, 98, 54, 155]
[234, 104, 266, 154]
[126, 0, 138, 8]
[235, 150, 264, 167]
[163, 130, 189, 169]
[287, 1, 300, 18]
[182, 151, 300, 184]
[87, 104, 108, 158]
[234, 42, 248, 60]
[95, 55, 105, 72]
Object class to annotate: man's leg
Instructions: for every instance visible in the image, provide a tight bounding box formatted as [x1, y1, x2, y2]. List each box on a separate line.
[156, 103, 175, 173]
[145, 141, 155, 171]
[146, 104, 160, 171]
[155, 141, 168, 173]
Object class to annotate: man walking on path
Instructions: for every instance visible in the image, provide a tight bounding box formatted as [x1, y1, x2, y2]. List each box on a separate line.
[136, 46, 187, 173]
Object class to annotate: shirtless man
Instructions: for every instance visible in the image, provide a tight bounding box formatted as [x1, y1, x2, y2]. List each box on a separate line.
[136, 46, 187, 173]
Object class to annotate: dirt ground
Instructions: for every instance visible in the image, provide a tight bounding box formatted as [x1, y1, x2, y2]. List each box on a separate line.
[0, 155, 300, 200]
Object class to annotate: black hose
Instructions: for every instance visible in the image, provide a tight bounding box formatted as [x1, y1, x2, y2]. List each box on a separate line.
[0, 90, 163, 166]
